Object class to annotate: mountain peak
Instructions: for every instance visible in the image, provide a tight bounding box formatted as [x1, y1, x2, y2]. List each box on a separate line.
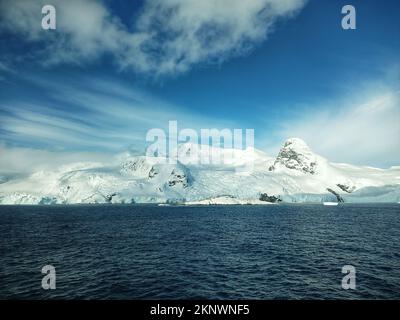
[270, 138, 318, 174]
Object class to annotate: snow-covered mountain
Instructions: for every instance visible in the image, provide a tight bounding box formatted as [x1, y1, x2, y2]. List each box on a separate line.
[0, 138, 399, 204]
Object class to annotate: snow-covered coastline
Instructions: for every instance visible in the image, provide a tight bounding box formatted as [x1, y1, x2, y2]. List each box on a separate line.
[184, 196, 277, 206]
[1, 138, 399, 205]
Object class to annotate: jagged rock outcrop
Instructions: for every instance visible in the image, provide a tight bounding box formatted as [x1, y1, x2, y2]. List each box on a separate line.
[259, 193, 282, 203]
[167, 167, 192, 188]
[337, 183, 356, 193]
[327, 188, 344, 203]
[148, 166, 158, 178]
[269, 138, 318, 174]
[121, 156, 192, 188]
[120, 157, 153, 178]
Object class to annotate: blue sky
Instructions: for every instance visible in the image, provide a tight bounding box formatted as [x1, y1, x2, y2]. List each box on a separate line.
[0, 0, 399, 168]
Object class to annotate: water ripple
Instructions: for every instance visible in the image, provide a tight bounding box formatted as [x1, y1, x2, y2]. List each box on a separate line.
[0, 204, 399, 299]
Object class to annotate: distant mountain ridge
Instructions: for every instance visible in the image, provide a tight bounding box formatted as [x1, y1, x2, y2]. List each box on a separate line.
[0, 138, 399, 204]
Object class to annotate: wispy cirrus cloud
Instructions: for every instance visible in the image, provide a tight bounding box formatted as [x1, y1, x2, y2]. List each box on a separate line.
[0, 142, 112, 175]
[0, 73, 238, 152]
[0, 0, 307, 76]
[264, 85, 400, 167]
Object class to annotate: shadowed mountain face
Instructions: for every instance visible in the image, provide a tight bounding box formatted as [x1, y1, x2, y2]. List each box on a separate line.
[0, 138, 399, 204]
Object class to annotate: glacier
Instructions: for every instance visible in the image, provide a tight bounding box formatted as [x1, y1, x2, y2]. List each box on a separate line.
[0, 138, 399, 205]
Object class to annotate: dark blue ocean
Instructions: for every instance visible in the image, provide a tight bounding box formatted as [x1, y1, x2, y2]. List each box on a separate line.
[0, 204, 399, 299]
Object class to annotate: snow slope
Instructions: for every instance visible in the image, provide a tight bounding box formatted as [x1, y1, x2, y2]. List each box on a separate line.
[0, 138, 399, 204]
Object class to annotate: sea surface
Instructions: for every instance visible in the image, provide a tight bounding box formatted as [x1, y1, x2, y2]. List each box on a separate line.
[0, 204, 399, 299]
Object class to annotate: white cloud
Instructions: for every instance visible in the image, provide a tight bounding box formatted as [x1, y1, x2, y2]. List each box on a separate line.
[126, 0, 306, 75]
[0, 0, 307, 76]
[0, 143, 111, 174]
[272, 88, 400, 167]
[0, 73, 238, 152]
